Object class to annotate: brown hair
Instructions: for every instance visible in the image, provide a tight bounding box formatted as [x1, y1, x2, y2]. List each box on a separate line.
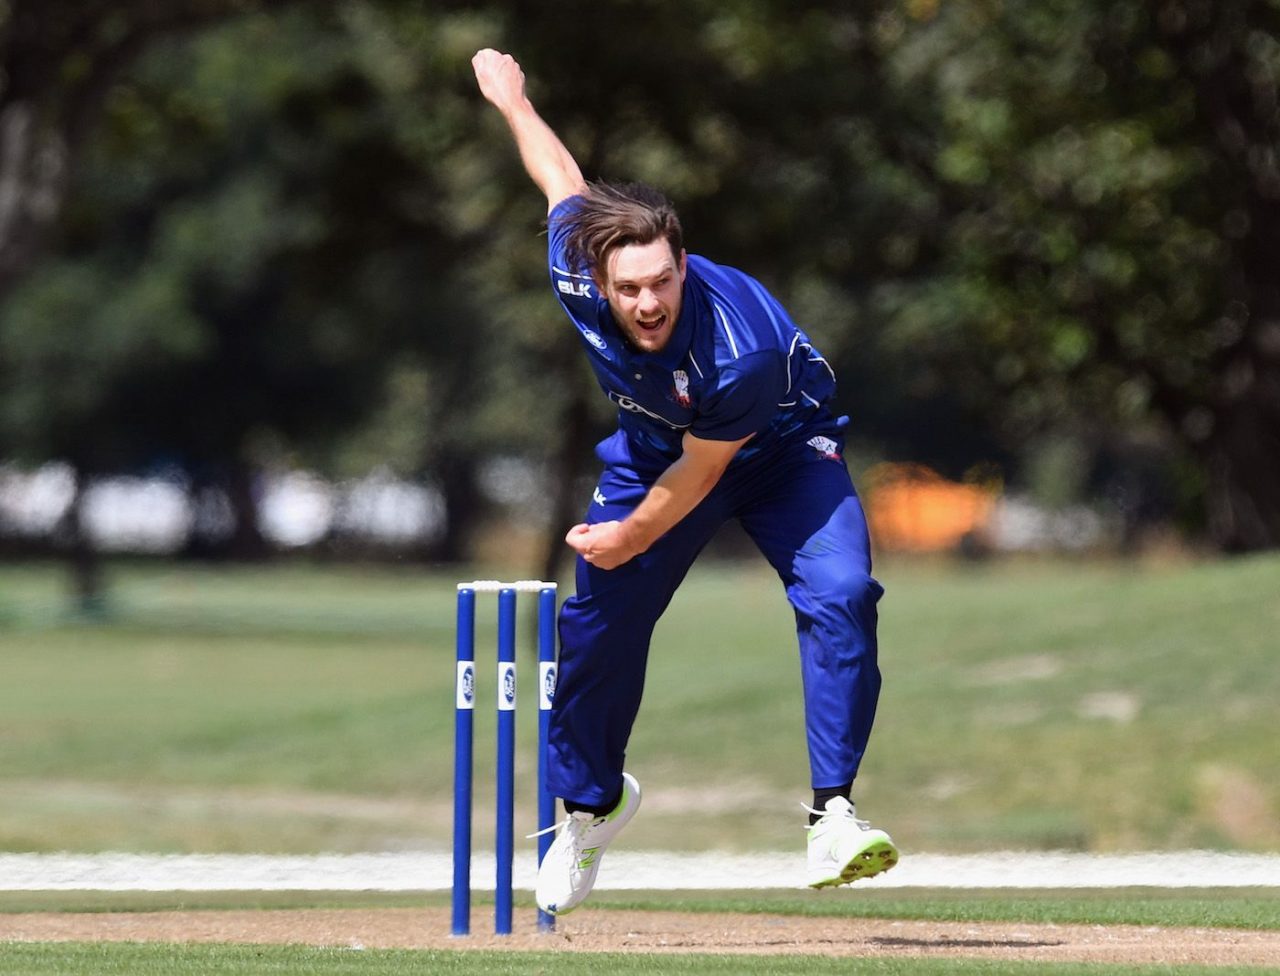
[560, 181, 683, 281]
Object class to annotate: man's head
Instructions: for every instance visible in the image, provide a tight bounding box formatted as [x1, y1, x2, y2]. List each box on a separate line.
[562, 181, 686, 354]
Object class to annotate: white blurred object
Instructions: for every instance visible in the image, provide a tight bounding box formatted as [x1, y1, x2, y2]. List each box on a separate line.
[0, 462, 76, 533]
[83, 476, 192, 553]
[334, 468, 445, 544]
[987, 494, 1107, 551]
[259, 470, 336, 547]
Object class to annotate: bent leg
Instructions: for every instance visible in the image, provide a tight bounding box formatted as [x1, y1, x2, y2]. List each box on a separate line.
[550, 466, 724, 807]
[738, 448, 883, 789]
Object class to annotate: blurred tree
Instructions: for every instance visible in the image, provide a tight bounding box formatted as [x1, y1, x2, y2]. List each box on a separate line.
[0, 0, 304, 606]
[881, 0, 1280, 550]
[5, 0, 1278, 584]
[0, 0, 303, 292]
[0, 3, 565, 568]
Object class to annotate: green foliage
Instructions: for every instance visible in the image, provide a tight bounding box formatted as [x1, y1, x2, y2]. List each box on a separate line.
[3, 0, 1280, 551]
[0, 261, 201, 462]
[876, 0, 1280, 544]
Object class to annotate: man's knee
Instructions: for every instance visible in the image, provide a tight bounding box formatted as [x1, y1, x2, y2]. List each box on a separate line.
[799, 561, 883, 616]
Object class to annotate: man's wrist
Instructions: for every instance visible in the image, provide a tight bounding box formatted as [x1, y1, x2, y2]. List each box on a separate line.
[617, 517, 650, 557]
[498, 94, 536, 124]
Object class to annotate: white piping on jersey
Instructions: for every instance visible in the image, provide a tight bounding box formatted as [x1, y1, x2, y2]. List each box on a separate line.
[607, 390, 691, 430]
[784, 333, 800, 396]
[687, 352, 705, 378]
[712, 303, 741, 359]
[552, 265, 593, 279]
[802, 342, 836, 383]
[780, 390, 828, 408]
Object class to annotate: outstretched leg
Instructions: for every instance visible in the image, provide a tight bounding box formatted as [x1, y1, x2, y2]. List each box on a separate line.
[736, 439, 883, 793]
[735, 434, 897, 886]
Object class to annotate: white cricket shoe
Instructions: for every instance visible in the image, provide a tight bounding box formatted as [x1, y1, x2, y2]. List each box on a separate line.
[534, 772, 641, 916]
[805, 796, 899, 888]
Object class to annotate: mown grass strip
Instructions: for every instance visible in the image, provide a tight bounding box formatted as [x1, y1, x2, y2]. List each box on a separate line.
[0, 943, 1272, 976]
[585, 887, 1280, 931]
[2, 888, 1278, 931]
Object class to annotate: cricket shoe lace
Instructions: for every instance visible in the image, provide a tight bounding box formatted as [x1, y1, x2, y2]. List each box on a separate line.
[526, 811, 593, 844]
[800, 801, 872, 830]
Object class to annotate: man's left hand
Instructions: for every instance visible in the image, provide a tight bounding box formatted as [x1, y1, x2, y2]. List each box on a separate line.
[565, 520, 643, 570]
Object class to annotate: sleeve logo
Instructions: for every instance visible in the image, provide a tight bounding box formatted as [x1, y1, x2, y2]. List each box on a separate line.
[806, 436, 842, 461]
[558, 279, 593, 298]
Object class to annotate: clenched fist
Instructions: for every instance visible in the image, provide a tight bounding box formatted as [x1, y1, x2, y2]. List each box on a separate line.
[565, 520, 644, 571]
[472, 49, 526, 113]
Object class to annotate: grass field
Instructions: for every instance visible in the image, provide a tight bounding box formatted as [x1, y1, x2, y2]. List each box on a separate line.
[1, 888, 1278, 974]
[3, 888, 1279, 930]
[0, 943, 1273, 976]
[1, 553, 1277, 855]
[4, 943, 1273, 976]
[2, 553, 1279, 976]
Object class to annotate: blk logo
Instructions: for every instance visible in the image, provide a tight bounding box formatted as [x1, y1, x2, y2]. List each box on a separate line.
[558, 279, 592, 298]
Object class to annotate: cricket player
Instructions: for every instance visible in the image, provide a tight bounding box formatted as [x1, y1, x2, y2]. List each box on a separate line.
[472, 48, 898, 915]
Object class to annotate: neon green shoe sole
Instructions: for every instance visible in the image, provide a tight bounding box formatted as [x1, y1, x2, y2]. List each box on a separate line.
[809, 835, 899, 889]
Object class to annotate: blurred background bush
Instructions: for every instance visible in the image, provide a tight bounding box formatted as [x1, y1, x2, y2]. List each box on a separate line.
[2, 0, 1278, 598]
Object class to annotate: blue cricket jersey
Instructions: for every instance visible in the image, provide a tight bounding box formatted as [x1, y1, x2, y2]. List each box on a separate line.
[547, 196, 838, 473]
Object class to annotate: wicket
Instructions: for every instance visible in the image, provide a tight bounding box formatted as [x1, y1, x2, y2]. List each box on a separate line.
[452, 580, 558, 936]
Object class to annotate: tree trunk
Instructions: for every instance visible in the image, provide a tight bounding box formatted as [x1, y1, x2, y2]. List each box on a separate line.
[433, 449, 484, 564]
[226, 461, 269, 559]
[1205, 356, 1280, 551]
[538, 381, 594, 586]
[58, 465, 106, 617]
[0, 100, 69, 294]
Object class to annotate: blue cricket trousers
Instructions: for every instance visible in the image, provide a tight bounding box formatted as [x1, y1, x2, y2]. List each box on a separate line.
[549, 423, 883, 808]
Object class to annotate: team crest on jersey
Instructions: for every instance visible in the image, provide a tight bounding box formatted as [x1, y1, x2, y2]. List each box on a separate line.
[672, 369, 691, 407]
[807, 436, 842, 461]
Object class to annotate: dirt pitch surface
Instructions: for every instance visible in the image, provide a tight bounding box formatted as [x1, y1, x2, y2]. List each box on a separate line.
[4, 908, 1280, 966]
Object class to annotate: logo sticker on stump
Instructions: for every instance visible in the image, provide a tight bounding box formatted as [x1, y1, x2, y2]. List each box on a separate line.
[539, 662, 557, 710]
[456, 662, 475, 710]
[498, 662, 517, 711]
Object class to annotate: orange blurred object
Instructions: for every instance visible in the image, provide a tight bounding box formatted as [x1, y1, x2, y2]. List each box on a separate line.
[862, 463, 999, 552]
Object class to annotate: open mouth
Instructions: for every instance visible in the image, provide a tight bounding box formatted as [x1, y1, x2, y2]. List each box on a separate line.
[635, 315, 667, 333]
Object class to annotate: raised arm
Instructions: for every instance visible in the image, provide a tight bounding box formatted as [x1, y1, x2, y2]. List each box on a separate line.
[471, 49, 586, 212]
